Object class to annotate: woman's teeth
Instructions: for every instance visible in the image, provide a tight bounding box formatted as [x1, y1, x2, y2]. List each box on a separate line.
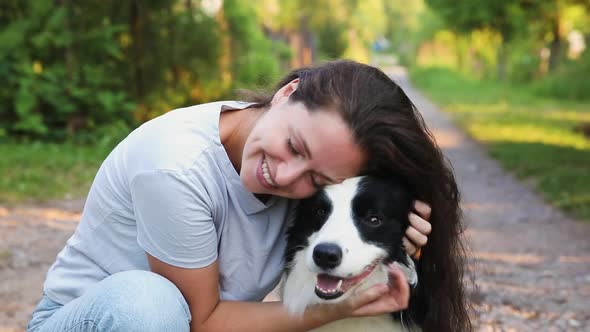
[262, 159, 277, 187]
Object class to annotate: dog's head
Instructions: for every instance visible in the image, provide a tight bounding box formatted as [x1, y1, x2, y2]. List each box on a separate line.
[282, 175, 417, 315]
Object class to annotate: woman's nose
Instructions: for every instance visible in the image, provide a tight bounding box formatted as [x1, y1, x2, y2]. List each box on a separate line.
[274, 159, 308, 187]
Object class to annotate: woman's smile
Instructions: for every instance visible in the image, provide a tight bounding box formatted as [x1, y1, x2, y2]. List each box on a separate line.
[258, 156, 278, 189]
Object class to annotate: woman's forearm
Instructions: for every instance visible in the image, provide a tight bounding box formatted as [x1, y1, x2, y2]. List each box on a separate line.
[192, 300, 340, 332]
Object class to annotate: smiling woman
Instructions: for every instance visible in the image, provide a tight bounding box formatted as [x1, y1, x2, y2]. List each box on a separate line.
[26, 60, 466, 332]
[228, 93, 366, 199]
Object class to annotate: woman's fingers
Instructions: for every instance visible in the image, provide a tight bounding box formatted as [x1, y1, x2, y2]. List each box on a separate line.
[405, 225, 428, 248]
[404, 201, 432, 256]
[350, 264, 410, 317]
[409, 210, 432, 235]
[341, 283, 388, 315]
[387, 264, 410, 307]
[402, 237, 418, 256]
[413, 200, 432, 221]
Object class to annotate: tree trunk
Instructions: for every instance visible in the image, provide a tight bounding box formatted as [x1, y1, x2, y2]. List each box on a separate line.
[548, 15, 563, 73]
[130, 0, 144, 100]
[289, 14, 314, 69]
[57, 0, 74, 81]
[58, 0, 85, 135]
[216, 6, 232, 89]
[289, 31, 303, 68]
[168, 5, 179, 86]
[300, 14, 314, 66]
[496, 42, 507, 81]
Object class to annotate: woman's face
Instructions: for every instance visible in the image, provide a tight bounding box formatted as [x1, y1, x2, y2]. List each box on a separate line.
[241, 81, 366, 199]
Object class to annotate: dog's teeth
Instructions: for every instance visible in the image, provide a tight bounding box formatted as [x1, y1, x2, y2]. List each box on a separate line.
[336, 279, 343, 290]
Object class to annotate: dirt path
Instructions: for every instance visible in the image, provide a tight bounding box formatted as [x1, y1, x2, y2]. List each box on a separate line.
[1, 70, 589, 331]
[392, 67, 590, 331]
[0, 200, 83, 332]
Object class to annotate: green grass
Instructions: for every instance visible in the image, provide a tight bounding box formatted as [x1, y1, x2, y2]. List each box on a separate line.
[411, 67, 590, 221]
[0, 141, 112, 204]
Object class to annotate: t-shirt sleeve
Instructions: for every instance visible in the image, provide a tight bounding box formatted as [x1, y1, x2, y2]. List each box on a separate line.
[130, 170, 218, 268]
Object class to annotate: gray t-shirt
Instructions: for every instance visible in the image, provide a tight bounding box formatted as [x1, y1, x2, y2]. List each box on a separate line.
[44, 101, 294, 304]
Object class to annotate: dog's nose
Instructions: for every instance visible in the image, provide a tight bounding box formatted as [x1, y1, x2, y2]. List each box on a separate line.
[313, 243, 342, 269]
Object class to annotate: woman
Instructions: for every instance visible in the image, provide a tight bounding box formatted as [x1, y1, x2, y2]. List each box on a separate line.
[27, 60, 469, 331]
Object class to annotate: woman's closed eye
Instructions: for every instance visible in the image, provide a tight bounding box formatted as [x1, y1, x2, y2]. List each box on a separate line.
[311, 172, 336, 189]
[287, 136, 330, 189]
[310, 173, 321, 189]
[287, 137, 301, 156]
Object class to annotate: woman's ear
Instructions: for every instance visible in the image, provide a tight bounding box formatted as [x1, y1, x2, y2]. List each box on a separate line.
[271, 78, 299, 105]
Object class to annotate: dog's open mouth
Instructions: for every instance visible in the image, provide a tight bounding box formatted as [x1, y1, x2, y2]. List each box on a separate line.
[315, 259, 380, 300]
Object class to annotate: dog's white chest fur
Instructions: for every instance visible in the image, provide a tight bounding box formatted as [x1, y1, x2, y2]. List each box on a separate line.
[282, 250, 411, 332]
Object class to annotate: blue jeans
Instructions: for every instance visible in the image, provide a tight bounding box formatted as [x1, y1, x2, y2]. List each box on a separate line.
[27, 270, 191, 332]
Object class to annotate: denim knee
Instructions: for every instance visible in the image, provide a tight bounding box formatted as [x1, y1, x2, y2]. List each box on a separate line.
[93, 270, 191, 331]
[29, 270, 191, 332]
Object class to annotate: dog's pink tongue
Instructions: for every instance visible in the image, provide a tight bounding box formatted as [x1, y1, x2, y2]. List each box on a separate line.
[316, 274, 341, 291]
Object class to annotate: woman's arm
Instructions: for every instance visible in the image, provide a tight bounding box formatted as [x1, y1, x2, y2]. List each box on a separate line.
[147, 254, 409, 332]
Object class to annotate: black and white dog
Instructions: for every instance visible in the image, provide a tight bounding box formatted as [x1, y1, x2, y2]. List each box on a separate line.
[282, 175, 424, 331]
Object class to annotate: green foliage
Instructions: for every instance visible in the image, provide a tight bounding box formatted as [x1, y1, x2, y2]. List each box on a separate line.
[316, 19, 348, 59]
[0, 141, 113, 204]
[120, 2, 222, 115]
[0, 1, 134, 140]
[0, 0, 222, 142]
[422, 0, 590, 82]
[382, 1, 431, 67]
[224, 0, 285, 88]
[531, 52, 590, 101]
[411, 67, 590, 220]
[504, 38, 542, 82]
[425, 0, 529, 40]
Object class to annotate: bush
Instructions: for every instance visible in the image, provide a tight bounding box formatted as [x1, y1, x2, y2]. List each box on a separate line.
[0, 2, 134, 140]
[0, 1, 223, 142]
[223, 0, 288, 90]
[530, 52, 590, 101]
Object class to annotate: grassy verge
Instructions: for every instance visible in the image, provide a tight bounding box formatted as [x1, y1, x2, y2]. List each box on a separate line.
[411, 67, 590, 221]
[0, 141, 112, 205]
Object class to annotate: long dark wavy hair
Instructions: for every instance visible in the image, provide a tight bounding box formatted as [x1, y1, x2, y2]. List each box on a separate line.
[243, 60, 471, 331]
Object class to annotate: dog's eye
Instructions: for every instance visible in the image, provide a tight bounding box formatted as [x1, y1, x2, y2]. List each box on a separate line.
[316, 208, 326, 217]
[364, 216, 382, 227]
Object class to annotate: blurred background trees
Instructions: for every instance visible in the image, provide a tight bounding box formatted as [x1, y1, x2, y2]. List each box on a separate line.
[1, 0, 588, 215]
[1, 0, 588, 143]
[417, 0, 590, 93]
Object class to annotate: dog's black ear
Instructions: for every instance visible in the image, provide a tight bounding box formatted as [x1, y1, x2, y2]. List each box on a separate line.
[285, 191, 331, 270]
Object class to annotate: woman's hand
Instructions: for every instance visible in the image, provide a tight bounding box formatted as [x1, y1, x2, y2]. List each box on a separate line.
[350, 263, 410, 317]
[320, 263, 410, 320]
[403, 200, 432, 258]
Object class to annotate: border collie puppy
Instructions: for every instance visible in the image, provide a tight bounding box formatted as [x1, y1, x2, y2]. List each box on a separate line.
[282, 175, 424, 332]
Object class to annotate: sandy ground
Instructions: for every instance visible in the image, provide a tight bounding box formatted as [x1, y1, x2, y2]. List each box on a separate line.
[1, 69, 589, 331]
